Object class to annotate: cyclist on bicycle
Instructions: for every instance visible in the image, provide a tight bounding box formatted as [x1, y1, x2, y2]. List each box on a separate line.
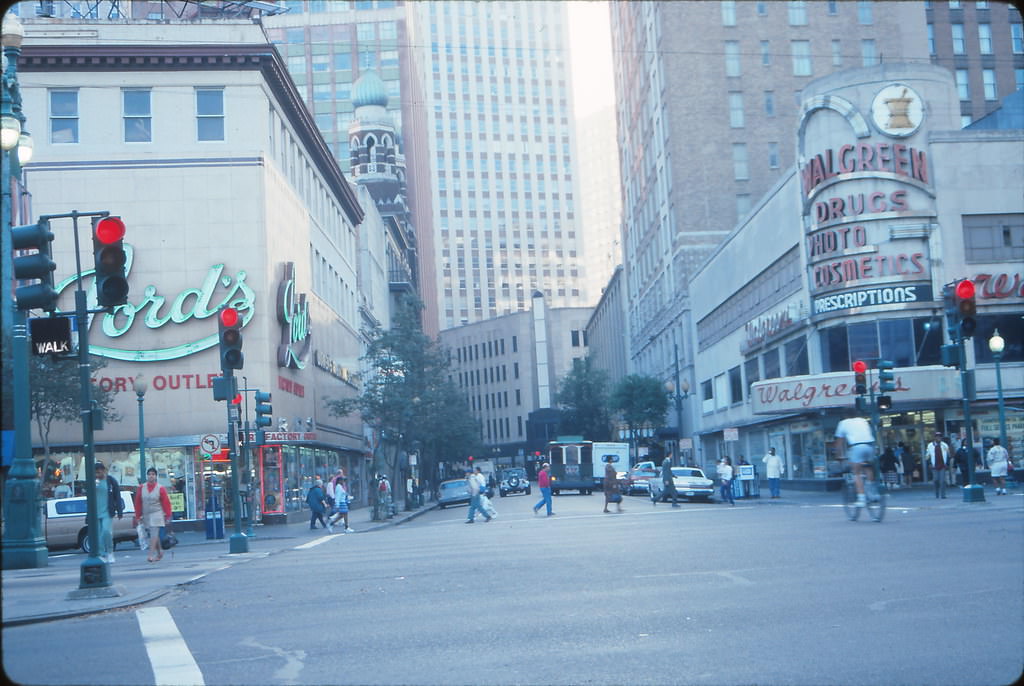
[835, 414, 876, 508]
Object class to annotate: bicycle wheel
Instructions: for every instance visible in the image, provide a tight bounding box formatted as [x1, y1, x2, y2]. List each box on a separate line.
[842, 476, 860, 521]
[866, 482, 886, 522]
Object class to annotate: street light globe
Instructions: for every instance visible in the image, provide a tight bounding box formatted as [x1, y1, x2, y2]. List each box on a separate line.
[16, 130, 33, 164]
[2, 12, 25, 49]
[664, 380, 675, 394]
[988, 329, 1004, 355]
[680, 379, 690, 394]
[134, 374, 149, 398]
[0, 115, 20, 151]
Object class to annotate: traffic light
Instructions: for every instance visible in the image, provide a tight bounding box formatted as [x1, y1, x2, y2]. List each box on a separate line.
[940, 344, 960, 368]
[217, 306, 244, 372]
[876, 395, 892, 411]
[92, 216, 129, 309]
[852, 360, 867, 396]
[954, 279, 977, 338]
[254, 391, 272, 428]
[212, 375, 236, 402]
[878, 359, 896, 393]
[12, 218, 58, 311]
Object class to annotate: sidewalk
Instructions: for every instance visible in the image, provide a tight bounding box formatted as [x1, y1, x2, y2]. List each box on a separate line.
[1, 500, 437, 627]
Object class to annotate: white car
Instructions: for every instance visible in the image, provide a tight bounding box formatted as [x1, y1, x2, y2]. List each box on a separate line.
[649, 467, 715, 502]
[44, 492, 139, 552]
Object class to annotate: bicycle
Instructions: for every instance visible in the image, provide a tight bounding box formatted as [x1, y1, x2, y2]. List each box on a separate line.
[840, 458, 887, 522]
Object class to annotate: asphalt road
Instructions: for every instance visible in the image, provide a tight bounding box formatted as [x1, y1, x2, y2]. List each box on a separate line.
[4, 491, 1022, 686]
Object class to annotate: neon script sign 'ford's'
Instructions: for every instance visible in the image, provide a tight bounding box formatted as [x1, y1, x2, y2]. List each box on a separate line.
[55, 245, 255, 362]
[277, 262, 311, 370]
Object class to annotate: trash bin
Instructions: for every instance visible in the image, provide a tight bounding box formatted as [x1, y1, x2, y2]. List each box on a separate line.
[205, 495, 224, 539]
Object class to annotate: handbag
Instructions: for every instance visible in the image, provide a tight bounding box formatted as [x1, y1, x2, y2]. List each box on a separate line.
[161, 527, 178, 550]
[608, 492, 622, 504]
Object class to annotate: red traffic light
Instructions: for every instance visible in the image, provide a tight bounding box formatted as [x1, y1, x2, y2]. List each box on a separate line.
[852, 360, 867, 374]
[220, 307, 240, 328]
[232, 394, 242, 405]
[94, 216, 126, 244]
[955, 279, 975, 300]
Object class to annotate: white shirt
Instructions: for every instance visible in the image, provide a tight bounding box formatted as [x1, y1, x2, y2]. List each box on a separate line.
[835, 417, 874, 446]
[718, 463, 733, 481]
[762, 453, 784, 479]
[987, 444, 1008, 468]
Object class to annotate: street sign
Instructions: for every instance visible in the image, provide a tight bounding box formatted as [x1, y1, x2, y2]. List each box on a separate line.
[723, 427, 739, 442]
[680, 438, 693, 450]
[29, 316, 72, 356]
[200, 434, 221, 454]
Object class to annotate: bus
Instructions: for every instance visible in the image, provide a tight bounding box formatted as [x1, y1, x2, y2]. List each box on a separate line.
[546, 439, 630, 495]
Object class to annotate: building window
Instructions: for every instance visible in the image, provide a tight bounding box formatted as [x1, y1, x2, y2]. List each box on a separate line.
[831, 40, 842, 67]
[760, 40, 771, 66]
[858, 0, 873, 24]
[729, 91, 745, 127]
[122, 89, 151, 142]
[861, 39, 877, 66]
[928, 24, 936, 55]
[963, 214, 1024, 262]
[978, 23, 992, 54]
[49, 89, 79, 144]
[975, 0, 988, 7]
[736, 194, 751, 219]
[335, 52, 352, 70]
[848, 321, 880, 363]
[764, 90, 775, 116]
[791, 40, 812, 76]
[571, 330, 581, 347]
[701, 379, 714, 414]
[956, 69, 969, 100]
[721, 0, 736, 26]
[788, 1, 807, 25]
[744, 357, 760, 391]
[768, 141, 780, 168]
[878, 320, 914, 368]
[952, 23, 965, 54]
[1012, 24, 1023, 54]
[827, 0, 838, 14]
[379, 21, 398, 40]
[948, 1, 961, 7]
[762, 347, 781, 379]
[784, 337, 809, 376]
[961, 114, 973, 128]
[196, 88, 224, 141]
[983, 68, 997, 100]
[729, 366, 743, 404]
[756, 1, 767, 16]
[356, 22, 375, 41]
[1016, 68, 1024, 93]
[732, 143, 748, 180]
[725, 41, 741, 77]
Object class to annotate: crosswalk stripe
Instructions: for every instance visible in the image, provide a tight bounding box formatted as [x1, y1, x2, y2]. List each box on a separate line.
[136, 606, 204, 686]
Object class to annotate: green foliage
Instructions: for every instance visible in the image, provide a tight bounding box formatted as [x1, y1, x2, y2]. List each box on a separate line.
[609, 374, 669, 459]
[29, 353, 121, 461]
[325, 296, 481, 487]
[554, 356, 612, 441]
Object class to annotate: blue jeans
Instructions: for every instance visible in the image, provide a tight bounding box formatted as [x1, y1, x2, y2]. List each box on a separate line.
[97, 514, 113, 556]
[533, 487, 553, 514]
[467, 494, 490, 521]
[768, 478, 780, 498]
[720, 480, 734, 504]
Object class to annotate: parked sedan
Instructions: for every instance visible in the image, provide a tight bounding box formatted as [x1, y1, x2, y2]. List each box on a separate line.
[626, 461, 658, 495]
[649, 467, 715, 502]
[437, 478, 471, 509]
[45, 492, 138, 553]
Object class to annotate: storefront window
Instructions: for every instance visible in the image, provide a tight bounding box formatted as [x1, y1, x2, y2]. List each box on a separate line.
[763, 347, 781, 379]
[789, 429, 826, 479]
[784, 336, 809, 376]
[299, 446, 316, 508]
[284, 445, 301, 512]
[913, 318, 942, 366]
[879, 319, 914, 367]
[848, 321, 879, 363]
[820, 325, 849, 372]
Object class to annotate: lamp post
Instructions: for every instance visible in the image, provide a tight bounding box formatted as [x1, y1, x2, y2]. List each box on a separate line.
[989, 329, 1008, 455]
[1, 12, 47, 570]
[135, 374, 148, 485]
[663, 338, 690, 466]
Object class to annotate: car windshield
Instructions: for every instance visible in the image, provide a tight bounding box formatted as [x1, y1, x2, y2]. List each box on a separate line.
[672, 468, 705, 478]
[442, 480, 467, 490]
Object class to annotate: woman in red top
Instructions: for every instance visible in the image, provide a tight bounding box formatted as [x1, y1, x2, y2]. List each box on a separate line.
[133, 467, 172, 562]
[532, 463, 554, 516]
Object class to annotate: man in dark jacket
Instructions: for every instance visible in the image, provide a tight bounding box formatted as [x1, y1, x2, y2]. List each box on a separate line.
[94, 462, 124, 563]
[306, 479, 331, 532]
[654, 456, 680, 507]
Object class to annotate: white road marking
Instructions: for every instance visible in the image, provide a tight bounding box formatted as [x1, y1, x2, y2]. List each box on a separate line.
[294, 535, 335, 549]
[239, 637, 306, 685]
[136, 606, 204, 686]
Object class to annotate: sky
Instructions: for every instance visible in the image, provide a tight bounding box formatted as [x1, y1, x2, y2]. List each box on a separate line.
[567, 1, 615, 119]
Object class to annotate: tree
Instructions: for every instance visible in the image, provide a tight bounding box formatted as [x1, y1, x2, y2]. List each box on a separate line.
[29, 353, 121, 479]
[554, 356, 612, 441]
[609, 374, 669, 462]
[325, 296, 480, 502]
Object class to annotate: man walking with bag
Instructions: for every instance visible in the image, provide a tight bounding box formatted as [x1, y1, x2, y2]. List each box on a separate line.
[465, 468, 492, 523]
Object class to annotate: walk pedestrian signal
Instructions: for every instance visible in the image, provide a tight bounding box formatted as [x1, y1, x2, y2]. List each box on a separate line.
[852, 360, 867, 396]
[218, 306, 244, 372]
[12, 218, 58, 311]
[212, 375, 236, 402]
[876, 395, 892, 411]
[92, 216, 129, 309]
[954, 279, 977, 338]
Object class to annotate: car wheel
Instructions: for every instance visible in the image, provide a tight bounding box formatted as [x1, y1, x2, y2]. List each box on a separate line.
[499, 490, 506, 497]
[439, 503, 446, 509]
[526, 487, 532, 495]
[79, 529, 90, 554]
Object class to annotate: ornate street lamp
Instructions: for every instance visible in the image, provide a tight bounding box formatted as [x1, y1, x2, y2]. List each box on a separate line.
[988, 329, 1008, 456]
[135, 374, 149, 485]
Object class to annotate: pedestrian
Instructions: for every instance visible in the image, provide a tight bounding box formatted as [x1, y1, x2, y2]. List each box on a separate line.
[54, 481, 72, 498]
[654, 456, 680, 507]
[133, 467, 172, 563]
[762, 447, 784, 498]
[603, 460, 623, 513]
[328, 475, 355, 532]
[475, 466, 498, 518]
[929, 432, 950, 498]
[954, 442, 970, 486]
[718, 457, 735, 505]
[532, 462, 554, 516]
[465, 469, 492, 523]
[894, 442, 906, 487]
[987, 438, 1009, 495]
[306, 478, 332, 532]
[93, 462, 124, 563]
[880, 447, 898, 489]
